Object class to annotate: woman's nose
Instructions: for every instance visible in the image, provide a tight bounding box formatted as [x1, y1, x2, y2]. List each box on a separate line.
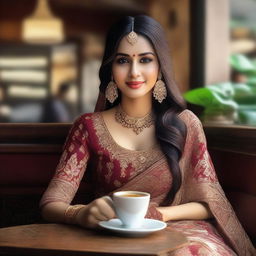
[130, 62, 140, 78]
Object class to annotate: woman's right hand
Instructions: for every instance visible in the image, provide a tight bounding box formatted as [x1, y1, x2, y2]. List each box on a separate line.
[75, 197, 115, 229]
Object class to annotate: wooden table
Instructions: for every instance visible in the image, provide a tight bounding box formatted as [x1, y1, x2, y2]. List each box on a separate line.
[0, 223, 188, 256]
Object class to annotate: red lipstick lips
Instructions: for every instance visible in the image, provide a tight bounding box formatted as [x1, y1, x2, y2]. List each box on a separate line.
[126, 81, 144, 89]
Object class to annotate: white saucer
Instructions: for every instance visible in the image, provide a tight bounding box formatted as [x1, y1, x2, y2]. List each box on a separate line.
[99, 218, 167, 237]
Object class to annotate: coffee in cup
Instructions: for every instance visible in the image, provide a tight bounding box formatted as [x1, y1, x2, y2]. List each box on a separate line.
[111, 191, 150, 228]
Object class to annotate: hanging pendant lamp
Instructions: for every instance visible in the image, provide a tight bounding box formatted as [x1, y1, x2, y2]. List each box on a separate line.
[22, 0, 64, 44]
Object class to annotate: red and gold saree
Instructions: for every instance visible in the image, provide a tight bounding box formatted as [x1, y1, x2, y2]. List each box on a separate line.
[40, 110, 255, 256]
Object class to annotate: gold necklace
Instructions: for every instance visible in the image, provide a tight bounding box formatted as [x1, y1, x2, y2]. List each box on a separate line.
[115, 105, 155, 135]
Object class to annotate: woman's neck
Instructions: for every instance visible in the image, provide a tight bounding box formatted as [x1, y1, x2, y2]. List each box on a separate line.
[120, 96, 153, 117]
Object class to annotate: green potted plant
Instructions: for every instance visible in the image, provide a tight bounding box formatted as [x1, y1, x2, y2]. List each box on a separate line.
[184, 82, 238, 124]
[184, 54, 256, 125]
[230, 54, 256, 125]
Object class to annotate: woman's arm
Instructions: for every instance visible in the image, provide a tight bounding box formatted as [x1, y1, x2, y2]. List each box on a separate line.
[157, 202, 213, 222]
[41, 198, 115, 229]
[41, 202, 69, 223]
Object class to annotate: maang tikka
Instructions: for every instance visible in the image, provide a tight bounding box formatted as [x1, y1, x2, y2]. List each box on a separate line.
[105, 76, 118, 103]
[126, 18, 138, 45]
[153, 73, 167, 103]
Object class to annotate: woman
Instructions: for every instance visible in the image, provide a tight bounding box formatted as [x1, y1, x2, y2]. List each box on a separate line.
[40, 16, 255, 255]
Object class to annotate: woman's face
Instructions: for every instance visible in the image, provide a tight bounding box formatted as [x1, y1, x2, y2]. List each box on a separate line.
[112, 34, 159, 101]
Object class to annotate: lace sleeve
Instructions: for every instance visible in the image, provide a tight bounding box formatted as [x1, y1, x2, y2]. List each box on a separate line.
[40, 116, 90, 208]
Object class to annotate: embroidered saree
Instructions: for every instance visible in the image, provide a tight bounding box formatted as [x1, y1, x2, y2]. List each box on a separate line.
[40, 109, 255, 256]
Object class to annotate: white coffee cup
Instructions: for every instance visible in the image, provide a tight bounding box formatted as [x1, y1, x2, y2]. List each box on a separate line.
[108, 191, 150, 229]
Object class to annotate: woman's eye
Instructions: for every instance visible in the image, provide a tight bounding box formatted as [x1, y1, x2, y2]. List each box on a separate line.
[116, 57, 129, 64]
[140, 57, 153, 63]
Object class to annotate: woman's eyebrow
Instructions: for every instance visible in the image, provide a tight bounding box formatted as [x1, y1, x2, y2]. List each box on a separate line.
[139, 52, 155, 56]
[115, 53, 129, 57]
[115, 52, 155, 57]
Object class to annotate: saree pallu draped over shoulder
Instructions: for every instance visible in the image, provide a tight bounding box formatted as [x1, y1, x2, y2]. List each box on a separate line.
[171, 110, 255, 256]
[40, 110, 255, 256]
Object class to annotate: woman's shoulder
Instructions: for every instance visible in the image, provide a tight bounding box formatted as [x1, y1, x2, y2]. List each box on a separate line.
[178, 109, 204, 137]
[70, 112, 100, 129]
[79, 112, 96, 120]
[78, 108, 113, 120]
[76, 111, 103, 121]
[178, 109, 202, 126]
[72, 110, 113, 130]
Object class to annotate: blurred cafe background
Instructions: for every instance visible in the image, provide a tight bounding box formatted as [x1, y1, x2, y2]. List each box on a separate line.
[0, 0, 256, 124]
[1, 0, 256, 246]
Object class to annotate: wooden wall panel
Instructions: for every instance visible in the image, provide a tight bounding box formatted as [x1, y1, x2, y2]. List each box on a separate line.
[149, 0, 190, 93]
[205, 125, 256, 242]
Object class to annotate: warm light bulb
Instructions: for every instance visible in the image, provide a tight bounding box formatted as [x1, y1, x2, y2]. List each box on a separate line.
[21, 0, 64, 44]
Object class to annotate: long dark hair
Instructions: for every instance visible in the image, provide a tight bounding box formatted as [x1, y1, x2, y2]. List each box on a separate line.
[98, 15, 187, 203]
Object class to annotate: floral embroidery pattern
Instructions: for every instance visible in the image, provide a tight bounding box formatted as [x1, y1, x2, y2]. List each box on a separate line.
[191, 142, 217, 183]
[177, 110, 255, 255]
[92, 113, 163, 178]
[114, 179, 122, 188]
[179, 110, 217, 184]
[40, 179, 77, 207]
[40, 110, 255, 256]
[191, 142, 206, 168]
[169, 220, 237, 256]
[105, 162, 114, 183]
[55, 152, 88, 188]
[51, 116, 90, 189]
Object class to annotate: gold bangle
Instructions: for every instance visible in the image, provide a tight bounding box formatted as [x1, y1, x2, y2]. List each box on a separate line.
[64, 204, 85, 224]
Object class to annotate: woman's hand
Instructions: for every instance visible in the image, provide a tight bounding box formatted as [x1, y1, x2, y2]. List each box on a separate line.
[157, 202, 213, 222]
[76, 197, 116, 229]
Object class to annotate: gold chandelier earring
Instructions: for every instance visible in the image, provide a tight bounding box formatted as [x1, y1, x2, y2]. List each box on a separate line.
[105, 76, 118, 103]
[153, 73, 167, 103]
